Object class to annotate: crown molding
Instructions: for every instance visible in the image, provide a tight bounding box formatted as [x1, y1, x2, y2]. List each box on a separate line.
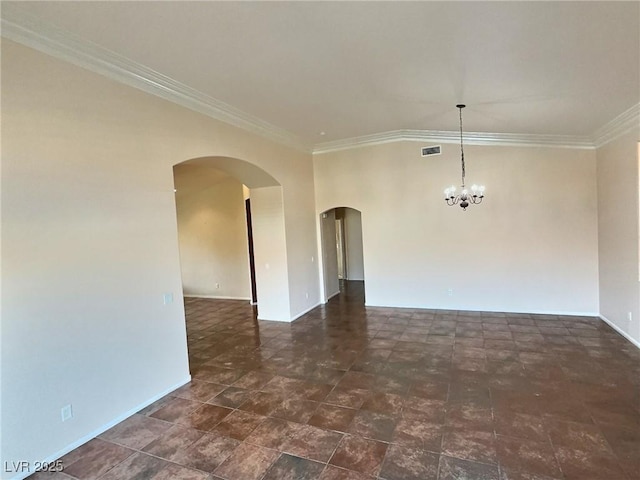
[2, 5, 635, 156]
[0, 5, 311, 153]
[313, 129, 594, 154]
[592, 103, 640, 148]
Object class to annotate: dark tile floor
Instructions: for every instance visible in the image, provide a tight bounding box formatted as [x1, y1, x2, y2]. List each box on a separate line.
[31, 281, 640, 479]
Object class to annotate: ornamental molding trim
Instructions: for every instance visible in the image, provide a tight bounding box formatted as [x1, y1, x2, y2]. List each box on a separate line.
[313, 130, 594, 155]
[0, 6, 310, 153]
[2, 5, 637, 156]
[592, 103, 640, 148]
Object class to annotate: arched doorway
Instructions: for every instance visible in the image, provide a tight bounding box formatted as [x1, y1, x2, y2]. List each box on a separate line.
[173, 156, 290, 321]
[319, 207, 365, 303]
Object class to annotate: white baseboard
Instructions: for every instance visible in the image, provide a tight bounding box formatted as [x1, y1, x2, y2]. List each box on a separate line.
[184, 294, 251, 301]
[5, 376, 191, 480]
[599, 314, 640, 349]
[256, 302, 322, 323]
[363, 302, 599, 318]
[326, 290, 340, 301]
[256, 315, 291, 323]
[290, 302, 322, 322]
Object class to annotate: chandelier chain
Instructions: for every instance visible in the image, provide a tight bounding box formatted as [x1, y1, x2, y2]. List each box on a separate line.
[459, 105, 465, 187]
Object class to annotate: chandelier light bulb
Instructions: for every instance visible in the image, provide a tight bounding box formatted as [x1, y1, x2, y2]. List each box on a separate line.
[445, 186, 457, 199]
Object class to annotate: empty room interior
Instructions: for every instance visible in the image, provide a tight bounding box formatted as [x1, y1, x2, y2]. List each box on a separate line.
[1, 2, 639, 480]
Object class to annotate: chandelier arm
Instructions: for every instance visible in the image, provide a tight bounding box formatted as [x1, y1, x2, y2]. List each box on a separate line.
[446, 195, 460, 206]
[445, 192, 483, 207]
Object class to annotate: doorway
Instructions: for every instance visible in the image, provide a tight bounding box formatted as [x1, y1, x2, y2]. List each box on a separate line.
[320, 207, 365, 302]
[173, 156, 290, 321]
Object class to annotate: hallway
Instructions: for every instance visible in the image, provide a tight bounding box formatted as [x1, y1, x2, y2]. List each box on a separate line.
[34, 282, 640, 479]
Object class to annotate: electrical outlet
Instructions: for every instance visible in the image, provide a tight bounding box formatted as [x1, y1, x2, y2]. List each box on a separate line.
[628, 312, 633, 322]
[61, 404, 73, 422]
[163, 293, 173, 305]
[305, 292, 309, 299]
[447, 288, 454, 296]
[215, 283, 220, 289]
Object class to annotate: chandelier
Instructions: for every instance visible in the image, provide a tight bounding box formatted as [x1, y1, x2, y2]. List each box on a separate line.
[444, 104, 485, 210]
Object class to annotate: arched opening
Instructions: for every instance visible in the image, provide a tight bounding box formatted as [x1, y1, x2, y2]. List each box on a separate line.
[319, 207, 365, 304]
[173, 156, 290, 321]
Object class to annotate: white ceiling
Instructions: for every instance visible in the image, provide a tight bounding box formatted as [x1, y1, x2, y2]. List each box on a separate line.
[3, 1, 639, 148]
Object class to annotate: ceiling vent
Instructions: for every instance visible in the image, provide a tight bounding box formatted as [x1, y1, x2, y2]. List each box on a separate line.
[421, 145, 441, 156]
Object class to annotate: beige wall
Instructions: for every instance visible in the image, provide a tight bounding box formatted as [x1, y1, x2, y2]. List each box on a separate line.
[251, 186, 292, 320]
[175, 176, 251, 299]
[596, 129, 640, 345]
[1, 40, 318, 474]
[314, 141, 599, 314]
[283, 157, 320, 318]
